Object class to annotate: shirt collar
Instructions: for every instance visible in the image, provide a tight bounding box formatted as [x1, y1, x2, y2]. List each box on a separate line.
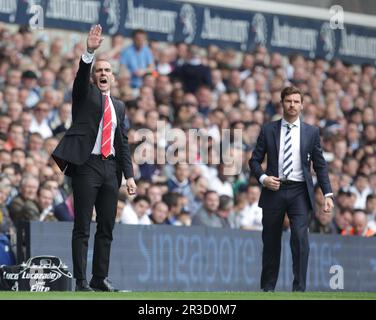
[282, 117, 300, 128]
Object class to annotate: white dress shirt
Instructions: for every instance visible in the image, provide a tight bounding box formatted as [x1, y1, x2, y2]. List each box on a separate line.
[278, 118, 304, 182]
[81, 51, 117, 156]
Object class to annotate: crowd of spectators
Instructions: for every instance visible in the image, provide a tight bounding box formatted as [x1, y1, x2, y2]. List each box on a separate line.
[0, 22, 375, 257]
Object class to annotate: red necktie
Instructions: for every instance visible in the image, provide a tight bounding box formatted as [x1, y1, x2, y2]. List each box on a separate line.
[101, 95, 112, 158]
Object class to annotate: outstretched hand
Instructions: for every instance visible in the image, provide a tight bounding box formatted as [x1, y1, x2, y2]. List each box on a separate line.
[87, 24, 104, 52]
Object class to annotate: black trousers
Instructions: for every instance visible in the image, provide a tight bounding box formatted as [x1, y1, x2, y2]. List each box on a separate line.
[260, 182, 311, 292]
[71, 155, 119, 280]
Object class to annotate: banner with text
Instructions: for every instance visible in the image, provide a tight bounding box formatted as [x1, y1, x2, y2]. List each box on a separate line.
[1, 1, 375, 64]
[25, 222, 376, 292]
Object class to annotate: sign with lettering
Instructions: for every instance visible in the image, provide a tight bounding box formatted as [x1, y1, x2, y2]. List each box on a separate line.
[1, 0, 376, 64]
[24, 222, 376, 292]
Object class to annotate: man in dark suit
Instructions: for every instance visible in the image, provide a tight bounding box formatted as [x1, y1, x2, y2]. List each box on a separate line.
[52, 25, 137, 292]
[249, 86, 334, 292]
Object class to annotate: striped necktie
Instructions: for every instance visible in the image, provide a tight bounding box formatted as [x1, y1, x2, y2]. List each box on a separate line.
[101, 95, 112, 158]
[282, 123, 293, 179]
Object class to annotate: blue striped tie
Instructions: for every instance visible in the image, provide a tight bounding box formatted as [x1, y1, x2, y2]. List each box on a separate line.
[283, 124, 293, 179]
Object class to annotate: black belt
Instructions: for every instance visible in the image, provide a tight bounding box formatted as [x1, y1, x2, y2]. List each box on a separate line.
[280, 180, 305, 186]
[90, 154, 115, 161]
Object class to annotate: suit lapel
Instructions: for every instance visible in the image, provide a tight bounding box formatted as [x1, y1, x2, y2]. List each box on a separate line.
[300, 121, 307, 163]
[273, 119, 282, 156]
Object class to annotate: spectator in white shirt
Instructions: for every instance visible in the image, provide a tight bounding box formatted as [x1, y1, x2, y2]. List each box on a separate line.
[29, 101, 53, 139]
[240, 184, 263, 231]
[120, 195, 151, 225]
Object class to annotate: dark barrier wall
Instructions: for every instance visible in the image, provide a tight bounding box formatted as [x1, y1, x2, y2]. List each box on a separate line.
[0, 0, 376, 64]
[25, 222, 376, 292]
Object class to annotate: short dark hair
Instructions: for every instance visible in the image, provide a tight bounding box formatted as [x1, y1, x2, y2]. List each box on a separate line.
[133, 195, 151, 205]
[280, 86, 303, 102]
[132, 29, 147, 38]
[218, 195, 233, 211]
[162, 192, 180, 209]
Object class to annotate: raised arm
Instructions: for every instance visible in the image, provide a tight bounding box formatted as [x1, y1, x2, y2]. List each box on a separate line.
[72, 25, 104, 101]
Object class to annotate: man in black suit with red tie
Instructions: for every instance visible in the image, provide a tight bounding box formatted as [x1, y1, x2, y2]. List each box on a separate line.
[52, 25, 137, 292]
[249, 86, 334, 292]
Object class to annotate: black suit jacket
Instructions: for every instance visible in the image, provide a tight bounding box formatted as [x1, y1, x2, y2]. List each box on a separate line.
[52, 58, 134, 185]
[249, 119, 332, 211]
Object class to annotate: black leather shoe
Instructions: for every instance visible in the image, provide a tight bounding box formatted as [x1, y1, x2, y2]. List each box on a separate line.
[262, 288, 275, 292]
[89, 278, 119, 292]
[75, 280, 94, 292]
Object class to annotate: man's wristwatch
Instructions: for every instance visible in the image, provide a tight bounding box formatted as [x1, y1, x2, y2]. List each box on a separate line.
[87, 48, 94, 54]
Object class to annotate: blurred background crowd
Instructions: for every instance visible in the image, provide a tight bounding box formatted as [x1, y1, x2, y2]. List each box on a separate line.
[0, 23, 375, 256]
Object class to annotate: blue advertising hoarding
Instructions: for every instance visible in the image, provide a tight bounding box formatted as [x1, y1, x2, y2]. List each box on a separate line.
[27, 222, 376, 292]
[0, 0, 375, 65]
